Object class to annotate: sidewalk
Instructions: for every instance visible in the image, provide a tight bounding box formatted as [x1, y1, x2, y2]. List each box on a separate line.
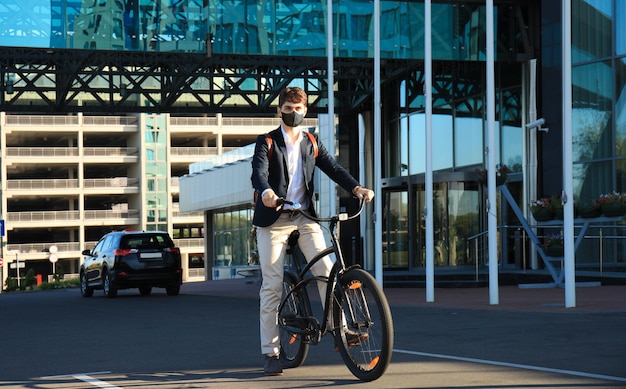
[181, 277, 626, 313]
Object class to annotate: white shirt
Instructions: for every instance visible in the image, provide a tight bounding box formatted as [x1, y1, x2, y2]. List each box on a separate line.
[282, 128, 308, 210]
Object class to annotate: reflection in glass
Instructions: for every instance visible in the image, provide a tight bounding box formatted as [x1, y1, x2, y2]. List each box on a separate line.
[454, 117, 483, 167]
[572, 0, 612, 63]
[213, 208, 255, 267]
[408, 114, 426, 174]
[501, 125, 522, 171]
[573, 161, 612, 204]
[383, 191, 408, 269]
[407, 114, 454, 174]
[400, 117, 409, 176]
[448, 182, 479, 266]
[430, 183, 448, 266]
[618, 0, 626, 55]
[617, 58, 626, 156]
[573, 62, 613, 161]
[0, 1, 529, 60]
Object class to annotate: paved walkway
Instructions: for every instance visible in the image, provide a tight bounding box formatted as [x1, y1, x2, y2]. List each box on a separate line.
[181, 277, 626, 313]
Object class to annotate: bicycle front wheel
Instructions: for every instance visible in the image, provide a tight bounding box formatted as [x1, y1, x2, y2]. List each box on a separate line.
[333, 268, 394, 382]
[279, 271, 310, 368]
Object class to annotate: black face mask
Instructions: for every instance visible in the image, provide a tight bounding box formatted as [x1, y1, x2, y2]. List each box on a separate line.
[281, 111, 304, 127]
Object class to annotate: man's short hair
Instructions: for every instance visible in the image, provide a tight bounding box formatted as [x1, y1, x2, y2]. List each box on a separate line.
[278, 86, 307, 107]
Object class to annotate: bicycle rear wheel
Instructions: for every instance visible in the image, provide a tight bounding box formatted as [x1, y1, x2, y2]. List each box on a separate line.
[333, 268, 393, 382]
[278, 271, 310, 368]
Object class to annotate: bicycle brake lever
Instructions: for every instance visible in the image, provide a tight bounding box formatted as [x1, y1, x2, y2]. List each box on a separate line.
[277, 198, 301, 210]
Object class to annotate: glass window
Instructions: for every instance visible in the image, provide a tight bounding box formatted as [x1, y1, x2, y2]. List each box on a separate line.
[618, 0, 626, 55]
[501, 124, 522, 171]
[383, 191, 408, 269]
[407, 113, 453, 174]
[483, 120, 501, 166]
[572, 0, 613, 63]
[212, 207, 255, 267]
[189, 254, 205, 269]
[617, 58, 626, 155]
[572, 61, 613, 161]
[432, 183, 448, 266]
[448, 181, 480, 266]
[400, 117, 409, 176]
[0, 0, 528, 60]
[573, 160, 612, 204]
[432, 114, 453, 170]
[408, 114, 426, 174]
[617, 158, 626, 192]
[454, 117, 483, 167]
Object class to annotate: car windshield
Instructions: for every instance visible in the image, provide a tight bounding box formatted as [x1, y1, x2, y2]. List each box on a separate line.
[121, 234, 172, 250]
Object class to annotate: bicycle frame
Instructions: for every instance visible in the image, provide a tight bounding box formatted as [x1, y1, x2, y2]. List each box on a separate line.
[278, 200, 364, 340]
[277, 198, 393, 382]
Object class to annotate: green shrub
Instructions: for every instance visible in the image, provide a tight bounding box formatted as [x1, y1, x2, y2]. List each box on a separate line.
[4, 276, 18, 292]
[37, 278, 80, 290]
[24, 269, 37, 289]
[3, 276, 79, 292]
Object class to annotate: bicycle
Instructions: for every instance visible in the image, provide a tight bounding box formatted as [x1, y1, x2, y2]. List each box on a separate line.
[276, 198, 394, 382]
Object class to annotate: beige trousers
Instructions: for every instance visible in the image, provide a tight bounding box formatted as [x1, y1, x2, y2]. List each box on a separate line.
[256, 212, 334, 357]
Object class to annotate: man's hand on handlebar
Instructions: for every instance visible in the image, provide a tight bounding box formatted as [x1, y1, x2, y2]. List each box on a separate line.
[261, 189, 282, 211]
[352, 186, 374, 203]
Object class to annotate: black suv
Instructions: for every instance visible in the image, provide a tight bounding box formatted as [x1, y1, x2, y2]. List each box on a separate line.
[80, 231, 182, 298]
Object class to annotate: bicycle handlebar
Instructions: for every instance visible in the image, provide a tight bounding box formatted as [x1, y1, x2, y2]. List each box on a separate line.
[277, 198, 366, 223]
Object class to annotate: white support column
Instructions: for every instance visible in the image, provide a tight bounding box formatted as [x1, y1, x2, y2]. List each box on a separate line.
[424, 0, 434, 302]
[373, 0, 383, 285]
[326, 0, 336, 216]
[562, 0, 576, 308]
[486, 0, 499, 305]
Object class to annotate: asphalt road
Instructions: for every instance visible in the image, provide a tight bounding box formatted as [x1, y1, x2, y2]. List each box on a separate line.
[0, 284, 625, 388]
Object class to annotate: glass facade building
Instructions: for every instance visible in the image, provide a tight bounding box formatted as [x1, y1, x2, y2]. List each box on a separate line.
[0, 1, 528, 61]
[1, 0, 624, 283]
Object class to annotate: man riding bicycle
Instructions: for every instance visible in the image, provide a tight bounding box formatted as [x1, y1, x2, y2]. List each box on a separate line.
[251, 86, 374, 376]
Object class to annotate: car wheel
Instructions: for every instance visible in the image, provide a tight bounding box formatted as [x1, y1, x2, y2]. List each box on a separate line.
[166, 285, 180, 296]
[139, 287, 152, 296]
[103, 271, 118, 298]
[80, 272, 94, 297]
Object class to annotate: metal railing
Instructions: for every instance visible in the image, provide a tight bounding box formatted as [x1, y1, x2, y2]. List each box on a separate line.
[7, 239, 203, 255]
[169, 116, 317, 128]
[7, 211, 80, 222]
[7, 242, 82, 254]
[7, 179, 79, 190]
[83, 177, 139, 189]
[7, 209, 139, 222]
[174, 238, 205, 248]
[170, 117, 216, 126]
[83, 147, 138, 156]
[5, 114, 138, 126]
[188, 268, 206, 278]
[6, 178, 139, 190]
[83, 210, 139, 219]
[5, 147, 79, 157]
[82, 116, 138, 126]
[467, 224, 626, 276]
[5, 115, 79, 126]
[5, 147, 138, 157]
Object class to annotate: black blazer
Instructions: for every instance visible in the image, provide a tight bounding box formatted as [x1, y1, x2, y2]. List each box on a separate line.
[251, 127, 359, 227]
